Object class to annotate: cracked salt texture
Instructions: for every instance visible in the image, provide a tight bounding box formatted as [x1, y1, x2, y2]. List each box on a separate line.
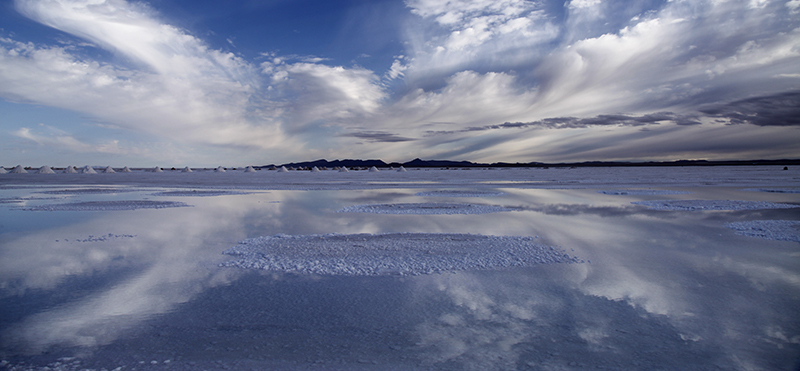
[151, 190, 252, 197]
[726, 220, 800, 243]
[221, 233, 583, 276]
[415, 190, 506, 197]
[743, 188, 800, 193]
[38, 188, 139, 195]
[632, 200, 800, 211]
[598, 189, 691, 195]
[20, 200, 190, 211]
[338, 203, 517, 214]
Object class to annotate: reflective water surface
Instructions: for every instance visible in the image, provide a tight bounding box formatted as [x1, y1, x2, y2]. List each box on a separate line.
[0, 183, 798, 370]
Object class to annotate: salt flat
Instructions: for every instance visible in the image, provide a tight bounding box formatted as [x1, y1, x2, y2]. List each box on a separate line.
[0, 166, 798, 371]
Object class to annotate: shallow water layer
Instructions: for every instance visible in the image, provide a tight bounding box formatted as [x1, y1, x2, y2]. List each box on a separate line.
[0, 173, 798, 370]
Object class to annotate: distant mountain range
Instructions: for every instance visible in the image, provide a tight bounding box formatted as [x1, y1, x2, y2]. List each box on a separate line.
[261, 158, 800, 169]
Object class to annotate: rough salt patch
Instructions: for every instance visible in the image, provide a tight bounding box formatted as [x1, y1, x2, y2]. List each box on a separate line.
[220, 233, 583, 276]
[151, 190, 252, 197]
[415, 190, 505, 197]
[632, 200, 800, 211]
[726, 220, 800, 243]
[20, 200, 190, 211]
[743, 188, 800, 194]
[598, 189, 691, 195]
[339, 203, 518, 215]
[39, 188, 139, 195]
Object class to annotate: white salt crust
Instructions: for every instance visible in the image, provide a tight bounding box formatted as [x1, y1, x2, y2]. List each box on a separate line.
[415, 190, 506, 197]
[338, 203, 517, 215]
[598, 189, 691, 195]
[743, 188, 800, 193]
[151, 190, 252, 197]
[20, 200, 190, 211]
[221, 233, 583, 276]
[632, 200, 800, 211]
[725, 220, 800, 243]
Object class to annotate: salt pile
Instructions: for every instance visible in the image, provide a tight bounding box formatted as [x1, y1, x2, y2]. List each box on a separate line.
[397, 166, 407, 172]
[38, 165, 55, 174]
[103, 166, 115, 173]
[221, 233, 583, 276]
[11, 165, 27, 174]
[153, 166, 163, 173]
[726, 220, 800, 243]
[369, 166, 380, 172]
[21, 200, 190, 211]
[277, 166, 289, 172]
[598, 189, 690, 195]
[311, 166, 321, 172]
[416, 190, 505, 197]
[63, 166, 78, 174]
[0, 167, 6, 174]
[81, 166, 97, 174]
[215, 166, 226, 173]
[632, 200, 800, 211]
[244, 166, 256, 173]
[339, 166, 349, 172]
[339, 203, 518, 215]
[121, 166, 132, 173]
[180, 166, 192, 173]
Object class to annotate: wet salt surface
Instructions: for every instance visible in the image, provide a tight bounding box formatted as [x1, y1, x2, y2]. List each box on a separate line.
[726, 220, 800, 243]
[37, 188, 142, 195]
[19, 200, 191, 211]
[632, 199, 800, 211]
[1, 167, 799, 371]
[221, 233, 582, 276]
[338, 203, 518, 214]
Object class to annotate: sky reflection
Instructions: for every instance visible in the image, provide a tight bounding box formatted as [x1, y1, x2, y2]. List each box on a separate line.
[0, 185, 798, 369]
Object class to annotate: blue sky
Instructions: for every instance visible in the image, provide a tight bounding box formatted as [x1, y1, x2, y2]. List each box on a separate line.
[1, 0, 799, 166]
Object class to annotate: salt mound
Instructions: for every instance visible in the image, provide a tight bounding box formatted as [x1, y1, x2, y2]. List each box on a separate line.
[311, 166, 321, 172]
[0, 167, 6, 174]
[277, 166, 289, 172]
[599, 189, 690, 195]
[416, 190, 505, 197]
[397, 166, 407, 172]
[632, 200, 799, 211]
[38, 165, 55, 174]
[21, 200, 190, 211]
[369, 166, 380, 172]
[121, 166, 132, 173]
[81, 166, 97, 174]
[726, 220, 800, 243]
[339, 203, 518, 215]
[11, 165, 28, 174]
[181, 166, 193, 173]
[103, 166, 115, 173]
[221, 233, 583, 276]
[153, 166, 163, 173]
[339, 166, 349, 172]
[215, 166, 226, 173]
[244, 166, 257, 173]
[64, 165, 78, 174]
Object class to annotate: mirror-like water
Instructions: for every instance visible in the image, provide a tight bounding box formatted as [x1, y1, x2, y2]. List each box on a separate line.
[0, 173, 798, 370]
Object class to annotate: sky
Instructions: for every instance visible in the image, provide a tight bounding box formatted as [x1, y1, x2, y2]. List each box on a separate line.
[0, 0, 799, 167]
